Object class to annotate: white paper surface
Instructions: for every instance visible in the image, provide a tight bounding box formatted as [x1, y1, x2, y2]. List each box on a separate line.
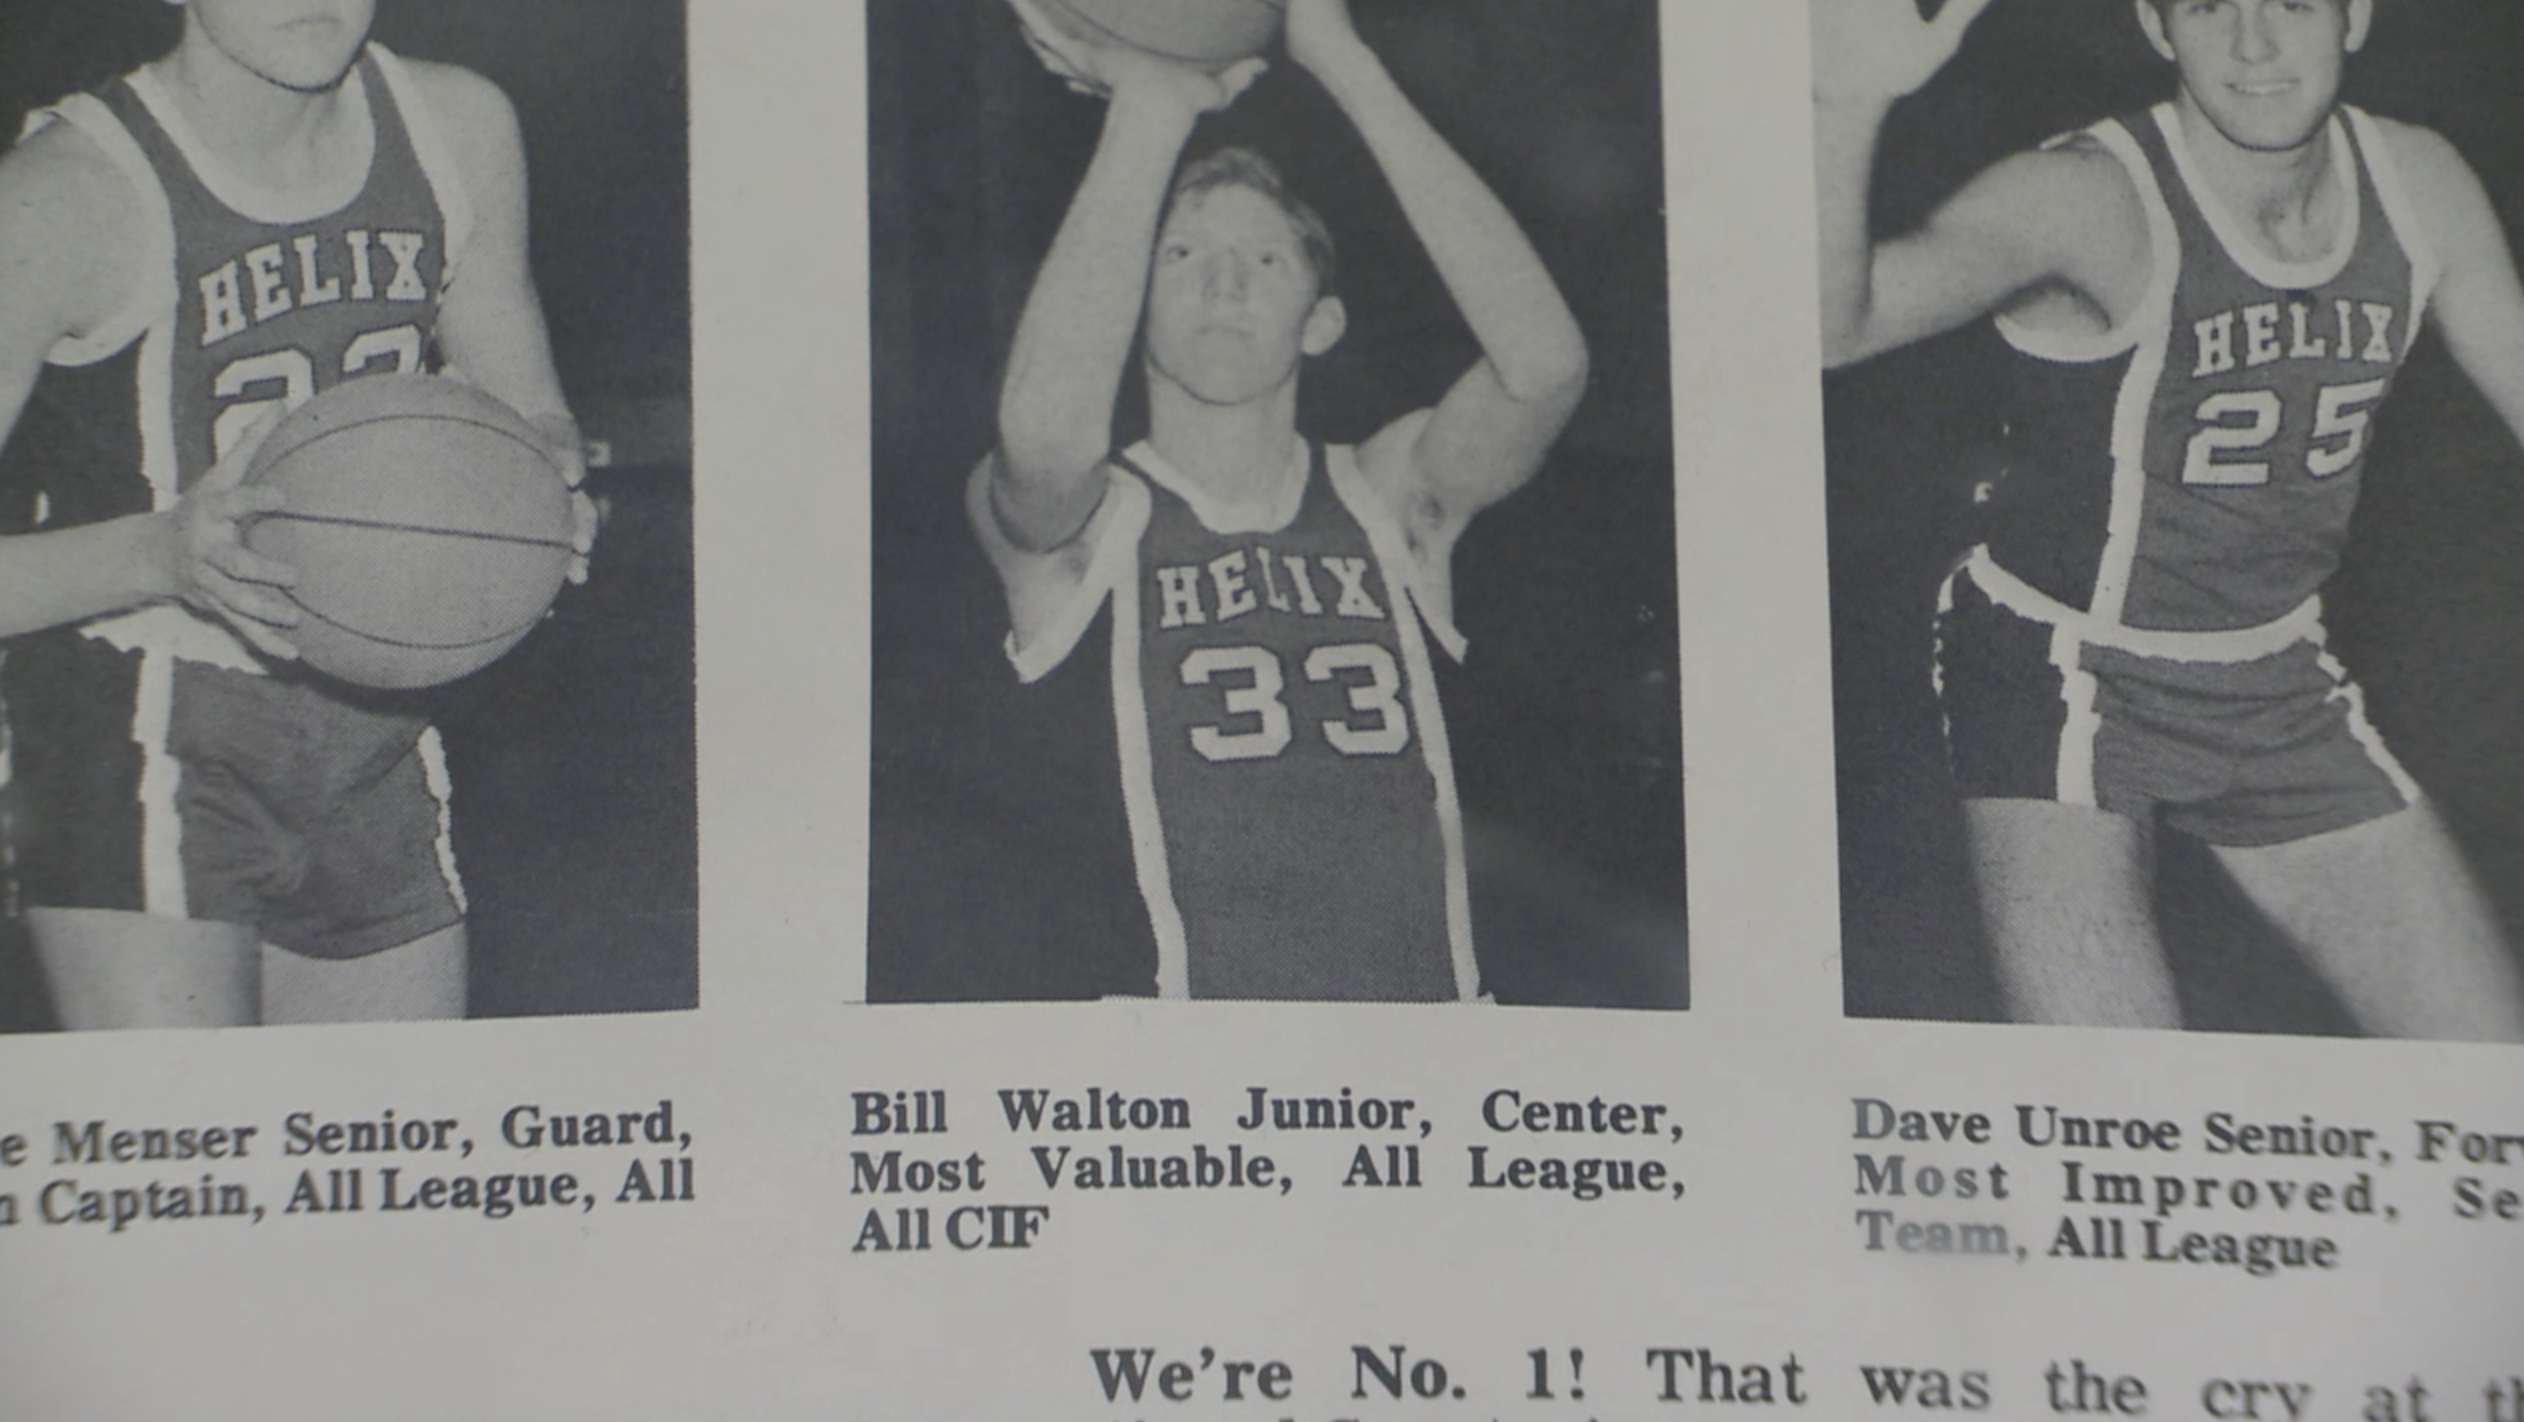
[0, 2, 2519, 1418]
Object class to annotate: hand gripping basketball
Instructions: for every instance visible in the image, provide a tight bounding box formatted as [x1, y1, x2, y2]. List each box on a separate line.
[239, 375, 579, 690]
[1005, 0, 1272, 109]
[171, 406, 302, 662]
[524, 408, 599, 587]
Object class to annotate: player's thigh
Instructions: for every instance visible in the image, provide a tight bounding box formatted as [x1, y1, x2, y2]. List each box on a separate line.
[2212, 802, 2524, 1042]
[261, 923, 468, 1025]
[1962, 799, 2178, 1028]
[1962, 798, 2156, 938]
[26, 907, 260, 1030]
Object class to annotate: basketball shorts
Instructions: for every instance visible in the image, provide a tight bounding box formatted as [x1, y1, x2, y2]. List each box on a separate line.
[1933, 551, 2417, 848]
[2, 632, 464, 958]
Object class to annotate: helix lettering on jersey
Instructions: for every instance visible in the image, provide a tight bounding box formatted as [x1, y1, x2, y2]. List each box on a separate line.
[2190, 298, 2397, 379]
[1154, 549, 1385, 631]
[2179, 292, 2402, 488]
[198, 229, 431, 348]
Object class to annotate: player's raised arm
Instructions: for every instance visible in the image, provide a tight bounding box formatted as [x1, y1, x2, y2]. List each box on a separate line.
[1287, 0, 1586, 523]
[989, 0, 1264, 553]
[0, 125, 298, 649]
[1812, 0, 2135, 367]
[2386, 123, 2524, 453]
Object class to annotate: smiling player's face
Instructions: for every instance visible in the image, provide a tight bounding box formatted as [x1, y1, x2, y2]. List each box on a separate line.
[2142, 0, 2371, 154]
[1142, 185, 1344, 409]
[175, 0, 377, 94]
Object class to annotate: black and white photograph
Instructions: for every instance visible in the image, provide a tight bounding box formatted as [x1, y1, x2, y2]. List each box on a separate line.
[1821, 0, 2524, 1038]
[0, 0, 693, 1029]
[867, 0, 1685, 1006]
[6, 3, 2524, 1414]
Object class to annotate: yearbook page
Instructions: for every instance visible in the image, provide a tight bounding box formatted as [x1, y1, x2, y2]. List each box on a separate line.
[0, 1, 2517, 1417]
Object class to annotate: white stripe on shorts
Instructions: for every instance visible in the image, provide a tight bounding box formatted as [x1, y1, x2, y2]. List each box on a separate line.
[418, 726, 467, 914]
[2317, 648, 2423, 806]
[1966, 548, 2323, 664]
[136, 651, 185, 918]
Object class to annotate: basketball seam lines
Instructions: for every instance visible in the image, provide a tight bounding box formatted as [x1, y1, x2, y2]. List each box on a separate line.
[281, 587, 551, 651]
[255, 509, 575, 550]
[264, 408, 557, 480]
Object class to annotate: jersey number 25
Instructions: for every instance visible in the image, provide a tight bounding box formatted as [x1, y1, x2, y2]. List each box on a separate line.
[2182, 378, 2389, 486]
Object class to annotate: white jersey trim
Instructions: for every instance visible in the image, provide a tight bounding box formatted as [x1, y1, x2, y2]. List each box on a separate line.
[66, 82, 264, 672]
[1994, 119, 2178, 367]
[2077, 116, 2185, 630]
[1326, 444, 1476, 998]
[1120, 438, 1307, 536]
[127, 63, 377, 226]
[1091, 442, 1477, 1001]
[2157, 105, 2360, 293]
[1967, 546, 2325, 664]
[1325, 445, 1468, 663]
[31, 96, 177, 369]
[369, 44, 476, 294]
[2343, 107, 2440, 353]
[1106, 537, 1191, 999]
[1002, 467, 1148, 685]
[1378, 522, 1480, 1001]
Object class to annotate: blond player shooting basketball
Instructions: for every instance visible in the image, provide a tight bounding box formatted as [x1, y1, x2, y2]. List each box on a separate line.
[974, 0, 1588, 999]
[0, 0, 588, 1028]
[1815, 0, 2524, 1038]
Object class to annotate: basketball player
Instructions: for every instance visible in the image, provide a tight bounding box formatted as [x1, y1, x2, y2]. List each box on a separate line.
[973, 0, 1589, 999]
[0, 0, 589, 1027]
[1815, 0, 2524, 1037]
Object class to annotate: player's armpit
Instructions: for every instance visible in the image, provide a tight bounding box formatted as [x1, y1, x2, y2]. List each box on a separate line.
[1835, 143, 2151, 367]
[0, 118, 181, 639]
[968, 453, 1124, 666]
[0, 122, 145, 424]
[986, 438, 1115, 554]
[0, 119, 145, 367]
[1368, 335, 1588, 549]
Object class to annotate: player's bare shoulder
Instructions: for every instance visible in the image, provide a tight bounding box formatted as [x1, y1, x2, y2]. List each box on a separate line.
[0, 115, 148, 356]
[390, 54, 526, 189]
[1961, 134, 2155, 318]
[2362, 113, 2469, 188]
[2362, 114, 2497, 237]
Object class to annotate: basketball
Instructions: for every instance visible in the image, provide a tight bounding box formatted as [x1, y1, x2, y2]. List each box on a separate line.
[242, 374, 576, 690]
[1029, 0, 1288, 67]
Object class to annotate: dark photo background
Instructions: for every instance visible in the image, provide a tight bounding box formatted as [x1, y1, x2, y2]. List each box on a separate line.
[1832, 0, 2524, 1030]
[867, 0, 1685, 1006]
[0, 0, 694, 1026]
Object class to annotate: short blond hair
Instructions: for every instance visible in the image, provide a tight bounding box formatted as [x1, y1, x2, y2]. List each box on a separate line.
[1164, 147, 1337, 297]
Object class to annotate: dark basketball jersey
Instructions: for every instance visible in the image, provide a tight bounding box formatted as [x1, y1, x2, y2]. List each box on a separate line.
[0, 46, 468, 919]
[1984, 104, 2435, 636]
[1012, 441, 1476, 1001]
